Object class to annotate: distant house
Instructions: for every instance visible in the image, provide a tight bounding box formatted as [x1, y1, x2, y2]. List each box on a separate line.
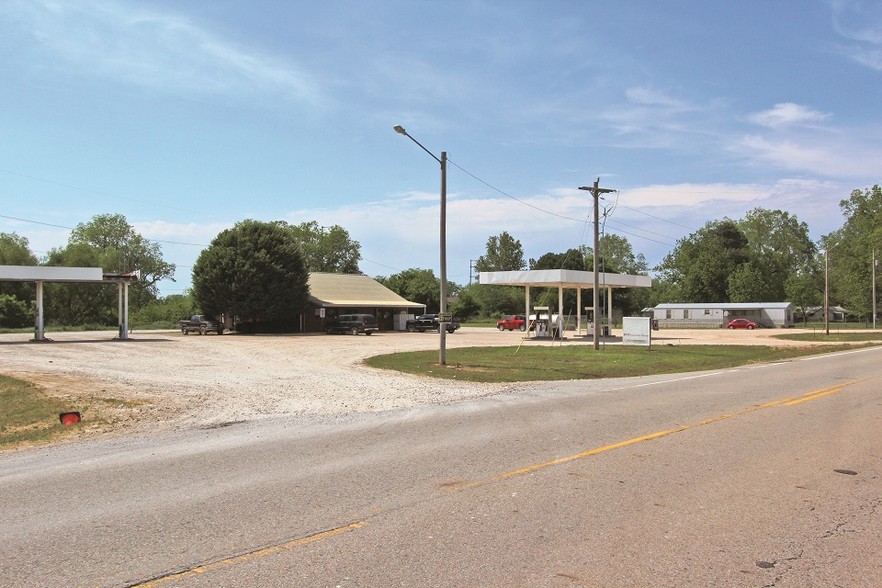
[645, 302, 795, 328]
[303, 273, 425, 332]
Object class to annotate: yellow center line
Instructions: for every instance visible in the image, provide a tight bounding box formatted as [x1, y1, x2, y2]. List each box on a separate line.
[462, 378, 864, 490]
[131, 521, 366, 587]
[133, 378, 865, 585]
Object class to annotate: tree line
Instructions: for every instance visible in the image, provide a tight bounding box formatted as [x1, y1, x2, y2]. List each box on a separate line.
[1, 184, 880, 329]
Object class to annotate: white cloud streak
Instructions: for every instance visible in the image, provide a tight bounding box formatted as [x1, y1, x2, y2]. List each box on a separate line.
[5, 0, 318, 102]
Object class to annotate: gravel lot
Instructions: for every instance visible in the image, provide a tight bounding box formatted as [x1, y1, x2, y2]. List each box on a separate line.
[0, 326, 825, 439]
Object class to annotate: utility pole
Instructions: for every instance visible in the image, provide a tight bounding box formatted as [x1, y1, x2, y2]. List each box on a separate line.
[579, 179, 616, 350]
[873, 249, 879, 330]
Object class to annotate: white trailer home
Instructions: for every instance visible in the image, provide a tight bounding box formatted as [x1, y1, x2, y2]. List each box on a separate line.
[646, 302, 795, 328]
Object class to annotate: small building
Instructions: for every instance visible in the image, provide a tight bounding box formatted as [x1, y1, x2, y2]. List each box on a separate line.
[303, 273, 424, 332]
[646, 302, 795, 328]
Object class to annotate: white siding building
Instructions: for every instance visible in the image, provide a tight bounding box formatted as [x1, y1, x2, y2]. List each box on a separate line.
[647, 302, 795, 328]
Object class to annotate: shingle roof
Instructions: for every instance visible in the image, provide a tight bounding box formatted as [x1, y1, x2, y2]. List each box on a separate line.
[307, 273, 423, 309]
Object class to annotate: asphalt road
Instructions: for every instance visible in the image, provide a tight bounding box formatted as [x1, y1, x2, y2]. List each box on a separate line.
[1, 346, 880, 587]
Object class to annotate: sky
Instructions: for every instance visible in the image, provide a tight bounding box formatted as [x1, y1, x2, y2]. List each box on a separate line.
[2, 0, 881, 296]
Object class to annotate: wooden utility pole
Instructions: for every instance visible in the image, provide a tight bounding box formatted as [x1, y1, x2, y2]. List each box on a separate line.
[579, 179, 616, 350]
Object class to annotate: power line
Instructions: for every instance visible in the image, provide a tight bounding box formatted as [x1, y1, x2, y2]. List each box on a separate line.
[0, 213, 207, 247]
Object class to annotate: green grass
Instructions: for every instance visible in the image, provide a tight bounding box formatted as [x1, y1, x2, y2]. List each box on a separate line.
[364, 343, 871, 383]
[773, 331, 882, 343]
[0, 375, 77, 449]
[0, 374, 148, 450]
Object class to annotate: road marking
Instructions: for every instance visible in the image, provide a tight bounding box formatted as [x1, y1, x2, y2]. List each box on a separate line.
[131, 378, 864, 585]
[130, 521, 366, 587]
[461, 378, 863, 489]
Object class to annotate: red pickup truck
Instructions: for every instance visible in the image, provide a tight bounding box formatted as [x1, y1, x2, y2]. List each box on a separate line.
[496, 314, 527, 331]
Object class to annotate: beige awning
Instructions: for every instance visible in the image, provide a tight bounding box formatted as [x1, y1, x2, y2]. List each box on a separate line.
[307, 272, 423, 309]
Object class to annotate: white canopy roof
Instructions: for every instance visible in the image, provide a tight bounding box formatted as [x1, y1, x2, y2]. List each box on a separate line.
[479, 269, 651, 289]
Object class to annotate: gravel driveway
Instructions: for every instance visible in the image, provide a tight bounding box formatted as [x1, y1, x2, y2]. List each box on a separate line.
[0, 326, 822, 439]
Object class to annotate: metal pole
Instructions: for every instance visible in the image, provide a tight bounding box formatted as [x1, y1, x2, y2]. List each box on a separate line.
[873, 249, 878, 330]
[824, 249, 829, 336]
[394, 125, 448, 364]
[439, 151, 448, 365]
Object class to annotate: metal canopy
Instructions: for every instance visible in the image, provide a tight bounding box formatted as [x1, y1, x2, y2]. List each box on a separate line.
[0, 265, 139, 341]
[479, 269, 652, 339]
[478, 269, 651, 290]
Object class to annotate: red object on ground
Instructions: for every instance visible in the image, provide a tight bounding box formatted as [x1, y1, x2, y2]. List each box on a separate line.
[59, 412, 81, 426]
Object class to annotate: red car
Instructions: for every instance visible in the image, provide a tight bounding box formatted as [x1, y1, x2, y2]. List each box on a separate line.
[725, 318, 759, 330]
[496, 314, 527, 331]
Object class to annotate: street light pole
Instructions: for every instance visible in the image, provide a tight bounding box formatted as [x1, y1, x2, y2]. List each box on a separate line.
[579, 179, 616, 350]
[873, 249, 879, 330]
[394, 125, 448, 365]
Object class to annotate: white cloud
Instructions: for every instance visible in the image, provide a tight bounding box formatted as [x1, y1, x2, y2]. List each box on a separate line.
[747, 103, 831, 129]
[5, 0, 318, 102]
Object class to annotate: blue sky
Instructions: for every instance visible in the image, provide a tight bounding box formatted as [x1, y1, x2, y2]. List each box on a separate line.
[2, 0, 881, 296]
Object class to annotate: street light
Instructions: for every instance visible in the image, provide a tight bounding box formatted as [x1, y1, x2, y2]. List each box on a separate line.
[394, 125, 449, 365]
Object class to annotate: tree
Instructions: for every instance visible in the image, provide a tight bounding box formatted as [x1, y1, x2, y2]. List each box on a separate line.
[192, 220, 309, 327]
[529, 248, 587, 271]
[376, 268, 440, 311]
[824, 185, 882, 321]
[655, 220, 750, 303]
[474, 232, 525, 272]
[737, 208, 817, 301]
[69, 214, 175, 297]
[287, 221, 361, 273]
[42, 214, 175, 326]
[0, 294, 31, 328]
[0, 232, 38, 303]
[727, 261, 779, 303]
[598, 234, 650, 317]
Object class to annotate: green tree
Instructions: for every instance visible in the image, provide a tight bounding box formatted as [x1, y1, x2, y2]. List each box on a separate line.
[784, 270, 823, 324]
[132, 293, 198, 326]
[474, 232, 525, 272]
[43, 214, 174, 326]
[655, 220, 750, 303]
[376, 268, 440, 311]
[727, 261, 779, 303]
[598, 235, 650, 317]
[44, 243, 116, 326]
[824, 185, 882, 321]
[192, 220, 309, 328]
[737, 208, 817, 301]
[69, 214, 175, 298]
[0, 232, 38, 303]
[288, 221, 361, 273]
[0, 294, 32, 328]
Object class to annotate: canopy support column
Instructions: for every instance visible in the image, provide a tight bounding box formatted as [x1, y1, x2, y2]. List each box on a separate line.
[33, 280, 46, 342]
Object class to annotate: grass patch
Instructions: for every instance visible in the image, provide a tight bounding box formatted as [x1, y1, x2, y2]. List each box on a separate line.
[364, 344, 866, 383]
[774, 331, 882, 343]
[0, 375, 79, 449]
[0, 375, 150, 450]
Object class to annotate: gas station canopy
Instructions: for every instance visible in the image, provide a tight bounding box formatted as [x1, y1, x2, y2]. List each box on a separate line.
[0, 265, 139, 341]
[479, 269, 651, 290]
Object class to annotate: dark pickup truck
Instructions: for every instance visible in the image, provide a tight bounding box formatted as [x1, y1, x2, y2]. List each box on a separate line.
[179, 315, 223, 335]
[405, 313, 460, 334]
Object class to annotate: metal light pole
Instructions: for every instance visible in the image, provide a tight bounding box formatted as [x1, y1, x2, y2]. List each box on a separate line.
[873, 249, 879, 330]
[394, 125, 448, 365]
[579, 179, 616, 350]
[824, 248, 830, 336]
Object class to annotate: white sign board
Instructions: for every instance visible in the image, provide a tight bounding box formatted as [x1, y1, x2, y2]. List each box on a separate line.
[622, 317, 651, 347]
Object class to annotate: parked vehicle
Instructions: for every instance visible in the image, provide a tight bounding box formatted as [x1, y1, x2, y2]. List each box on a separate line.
[496, 314, 527, 331]
[180, 315, 223, 335]
[406, 313, 460, 333]
[326, 313, 378, 335]
[725, 318, 759, 330]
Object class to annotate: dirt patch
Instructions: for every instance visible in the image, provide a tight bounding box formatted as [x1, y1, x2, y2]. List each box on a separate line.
[0, 326, 842, 445]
